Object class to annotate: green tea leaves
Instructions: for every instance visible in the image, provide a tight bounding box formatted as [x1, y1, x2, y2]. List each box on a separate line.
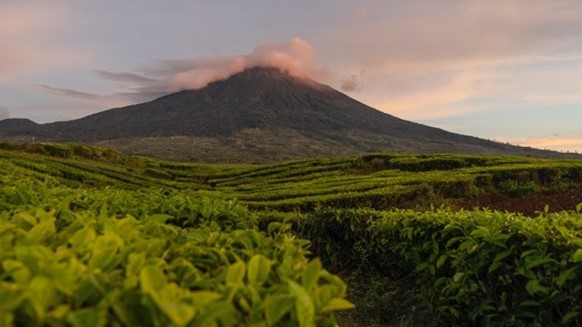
[225, 261, 246, 287]
[67, 307, 107, 327]
[247, 254, 271, 287]
[287, 280, 315, 327]
[262, 295, 294, 326]
[140, 265, 167, 294]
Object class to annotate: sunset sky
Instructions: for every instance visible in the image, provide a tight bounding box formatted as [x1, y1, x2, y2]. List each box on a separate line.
[1, 0, 581, 152]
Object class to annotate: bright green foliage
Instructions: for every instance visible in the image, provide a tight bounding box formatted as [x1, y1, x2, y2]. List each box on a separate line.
[0, 187, 351, 326]
[0, 177, 254, 231]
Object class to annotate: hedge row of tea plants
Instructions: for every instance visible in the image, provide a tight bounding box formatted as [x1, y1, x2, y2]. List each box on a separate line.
[0, 181, 353, 326]
[297, 207, 582, 326]
[0, 178, 253, 232]
[3, 146, 582, 215]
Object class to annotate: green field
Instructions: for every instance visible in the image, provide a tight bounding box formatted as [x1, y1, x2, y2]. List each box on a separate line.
[1, 142, 581, 326]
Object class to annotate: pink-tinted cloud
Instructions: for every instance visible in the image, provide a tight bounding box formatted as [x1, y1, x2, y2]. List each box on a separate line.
[321, 1, 582, 118]
[332, 1, 582, 68]
[247, 38, 316, 77]
[0, 2, 85, 80]
[506, 136, 582, 153]
[365, 68, 495, 120]
[44, 38, 323, 102]
[137, 37, 319, 94]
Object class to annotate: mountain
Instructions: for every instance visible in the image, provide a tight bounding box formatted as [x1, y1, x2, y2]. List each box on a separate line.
[0, 67, 578, 162]
[0, 118, 39, 134]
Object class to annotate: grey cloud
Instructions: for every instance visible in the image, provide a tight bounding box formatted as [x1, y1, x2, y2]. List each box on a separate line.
[39, 85, 104, 101]
[116, 91, 167, 103]
[340, 75, 359, 92]
[38, 85, 143, 108]
[340, 69, 366, 92]
[95, 70, 157, 84]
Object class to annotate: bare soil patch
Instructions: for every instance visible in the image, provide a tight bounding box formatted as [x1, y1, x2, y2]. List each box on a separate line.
[452, 187, 582, 216]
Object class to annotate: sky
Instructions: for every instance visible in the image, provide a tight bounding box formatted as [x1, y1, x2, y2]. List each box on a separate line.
[1, 0, 582, 153]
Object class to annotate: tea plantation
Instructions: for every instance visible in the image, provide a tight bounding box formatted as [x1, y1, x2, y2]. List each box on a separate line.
[0, 142, 581, 326]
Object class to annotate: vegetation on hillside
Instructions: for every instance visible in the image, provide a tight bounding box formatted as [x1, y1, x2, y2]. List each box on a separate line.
[0, 142, 581, 326]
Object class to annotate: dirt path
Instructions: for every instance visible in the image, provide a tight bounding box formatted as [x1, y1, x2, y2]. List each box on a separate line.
[452, 187, 582, 216]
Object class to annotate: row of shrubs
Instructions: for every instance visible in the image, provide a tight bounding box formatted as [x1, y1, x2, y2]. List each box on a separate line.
[281, 207, 582, 326]
[0, 142, 122, 161]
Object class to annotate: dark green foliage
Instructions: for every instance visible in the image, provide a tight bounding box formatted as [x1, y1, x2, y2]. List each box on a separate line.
[370, 209, 582, 326]
[389, 156, 478, 171]
[144, 167, 175, 180]
[497, 179, 539, 196]
[297, 208, 582, 326]
[0, 142, 122, 161]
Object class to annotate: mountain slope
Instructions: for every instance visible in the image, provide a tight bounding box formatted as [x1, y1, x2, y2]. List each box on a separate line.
[0, 67, 577, 161]
[0, 118, 39, 135]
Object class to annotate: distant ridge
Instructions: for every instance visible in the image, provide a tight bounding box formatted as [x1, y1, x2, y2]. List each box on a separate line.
[0, 67, 578, 162]
[0, 118, 38, 131]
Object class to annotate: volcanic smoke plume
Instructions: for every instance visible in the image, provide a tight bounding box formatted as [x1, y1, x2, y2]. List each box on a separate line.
[40, 38, 326, 105]
[104, 38, 320, 96]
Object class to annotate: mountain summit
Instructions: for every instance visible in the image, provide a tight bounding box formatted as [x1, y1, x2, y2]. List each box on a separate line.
[0, 67, 575, 161]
